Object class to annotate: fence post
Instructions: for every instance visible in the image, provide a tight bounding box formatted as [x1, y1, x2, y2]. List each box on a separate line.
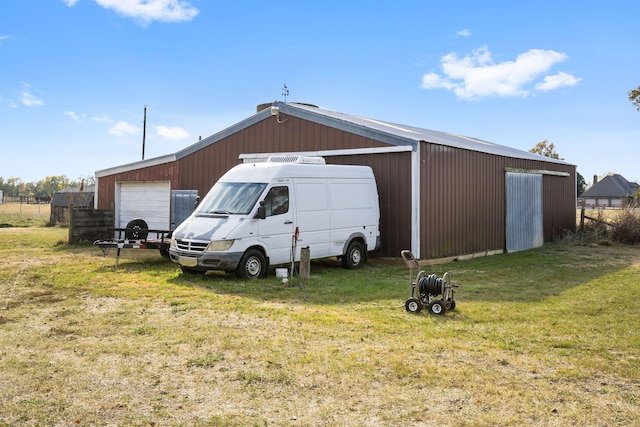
[68, 203, 75, 244]
[299, 246, 311, 280]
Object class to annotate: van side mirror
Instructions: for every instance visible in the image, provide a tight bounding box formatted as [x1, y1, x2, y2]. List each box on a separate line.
[255, 202, 266, 219]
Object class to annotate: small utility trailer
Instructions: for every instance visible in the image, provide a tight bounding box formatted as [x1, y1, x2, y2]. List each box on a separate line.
[93, 219, 172, 268]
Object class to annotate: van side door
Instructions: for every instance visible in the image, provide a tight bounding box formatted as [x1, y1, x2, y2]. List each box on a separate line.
[257, 184, 294, 265]
[294, 179, 331, 258]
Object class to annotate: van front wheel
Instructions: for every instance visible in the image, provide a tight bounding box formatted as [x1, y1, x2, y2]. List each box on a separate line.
[342, 241, 365, 270]
[236, 249, 268, 280]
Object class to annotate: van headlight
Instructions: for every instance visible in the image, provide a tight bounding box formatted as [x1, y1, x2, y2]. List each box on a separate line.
[170, 237, 177, 248]
[206, 240, 235, 251]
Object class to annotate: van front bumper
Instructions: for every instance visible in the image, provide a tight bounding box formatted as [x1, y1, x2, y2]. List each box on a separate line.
[169, 248, 244, 272]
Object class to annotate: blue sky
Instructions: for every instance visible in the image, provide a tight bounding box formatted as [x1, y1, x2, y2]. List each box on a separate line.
[1, 0, 639, 185]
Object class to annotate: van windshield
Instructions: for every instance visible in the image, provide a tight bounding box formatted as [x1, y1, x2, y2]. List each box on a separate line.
[195, 182, 267, 215]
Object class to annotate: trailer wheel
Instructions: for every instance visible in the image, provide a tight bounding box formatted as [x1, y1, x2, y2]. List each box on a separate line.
[236, 249, 267, 280]
[342, 240, 365, 270]
[405, 297, 422, 314]
[125, 219, 148, 240]
[428, 300, 447, 315]
[448, 300, 456, 310]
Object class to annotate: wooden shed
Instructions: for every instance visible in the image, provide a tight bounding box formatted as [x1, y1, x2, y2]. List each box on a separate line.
[50, 186, 95, 225]
[95, 102, 576, 259]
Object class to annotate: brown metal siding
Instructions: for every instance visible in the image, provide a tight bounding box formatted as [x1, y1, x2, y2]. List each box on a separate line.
[543, 173, 576, 239]
[97, 162, 178, 210]
[420, 142, 575, 259]
[327, 152, 412, 258]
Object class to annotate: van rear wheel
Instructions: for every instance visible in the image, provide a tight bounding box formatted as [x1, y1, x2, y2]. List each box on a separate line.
[342, 240, 365, 270]
[236, 249, 268, 280]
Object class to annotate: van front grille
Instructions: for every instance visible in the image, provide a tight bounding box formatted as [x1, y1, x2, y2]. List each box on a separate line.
[175, 239, 208, 252]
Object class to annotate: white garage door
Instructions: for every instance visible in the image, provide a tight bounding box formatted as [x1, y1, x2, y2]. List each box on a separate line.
[115, 182, 171, 231]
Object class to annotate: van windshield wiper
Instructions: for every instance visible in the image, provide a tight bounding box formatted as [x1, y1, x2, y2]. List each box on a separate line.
[210, 210, 232, 215]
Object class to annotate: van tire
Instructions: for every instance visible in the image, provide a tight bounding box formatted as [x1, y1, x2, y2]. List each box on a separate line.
[342, 240, 365, 270]
[236, 249, 268, 280]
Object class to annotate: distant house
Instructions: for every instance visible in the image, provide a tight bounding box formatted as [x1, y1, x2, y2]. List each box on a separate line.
[50, 186, 95, 225]
[579, 174, 638, 208]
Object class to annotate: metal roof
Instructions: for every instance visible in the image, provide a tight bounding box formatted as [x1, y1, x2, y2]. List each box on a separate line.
[96, 101, 572, 177]
[580, 174, 639, 198]
[52, 187, 95, 208]
[279, 102, 572, 165]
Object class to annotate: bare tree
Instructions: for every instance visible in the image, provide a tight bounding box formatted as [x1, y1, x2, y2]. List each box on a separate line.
[529, 139, 564, 160]
[629, 85, 640, 111]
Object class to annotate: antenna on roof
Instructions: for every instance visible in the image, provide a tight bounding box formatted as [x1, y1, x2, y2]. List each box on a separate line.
[282, 84, 289, 102]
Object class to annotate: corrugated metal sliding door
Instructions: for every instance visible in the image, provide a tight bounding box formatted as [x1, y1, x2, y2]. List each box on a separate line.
[505, 172, 543, 253]
[171, 190, 198, 230]
[115, 182, 171, 231]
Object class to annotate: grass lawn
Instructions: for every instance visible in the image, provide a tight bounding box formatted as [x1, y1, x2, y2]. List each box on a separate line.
[0, 202, 51, 227]
[0, 212, 638, 425]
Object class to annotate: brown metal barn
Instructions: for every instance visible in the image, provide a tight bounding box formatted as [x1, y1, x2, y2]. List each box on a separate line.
[95, 102, 576, 259]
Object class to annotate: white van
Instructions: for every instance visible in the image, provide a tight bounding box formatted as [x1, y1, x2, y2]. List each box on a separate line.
[169, 156, 380, 279]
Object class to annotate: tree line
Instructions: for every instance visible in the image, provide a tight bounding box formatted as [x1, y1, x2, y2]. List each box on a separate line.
[0, 176, 95, 200]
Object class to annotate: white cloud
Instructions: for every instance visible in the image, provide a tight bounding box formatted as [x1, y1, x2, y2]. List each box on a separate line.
[535, 72, 582, 91]
[156, 125, 190, 141]
[64, 111, 86, 121]
[110, 121, 139, 137]
[0, 35, 9, 46]
[20, 83, 44, 107]
[94, 0, 199, 24]
[65, 111, 115, 123]
[456, 29, 471, 37]
[420, 46, 580, 100]
[91, 115, 112, 123]
[62, 0, 79, 6]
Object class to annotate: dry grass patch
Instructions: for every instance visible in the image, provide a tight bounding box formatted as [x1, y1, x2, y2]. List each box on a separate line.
[0, 227, 639, 426]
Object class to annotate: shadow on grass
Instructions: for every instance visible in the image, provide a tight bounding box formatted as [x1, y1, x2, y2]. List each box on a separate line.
[86, 242, 640, 306]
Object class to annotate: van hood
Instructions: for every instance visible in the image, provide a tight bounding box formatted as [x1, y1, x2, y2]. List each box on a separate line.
[173, 214, 244, 241]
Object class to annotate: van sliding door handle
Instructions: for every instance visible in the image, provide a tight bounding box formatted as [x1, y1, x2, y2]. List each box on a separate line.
[284, 220, 293, 224]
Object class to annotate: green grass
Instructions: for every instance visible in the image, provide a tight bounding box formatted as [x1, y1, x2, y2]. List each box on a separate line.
[0, 202, 51, 227]
[0, 226, 638, 426]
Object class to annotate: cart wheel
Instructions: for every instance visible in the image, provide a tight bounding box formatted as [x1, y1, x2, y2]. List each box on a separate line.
[125, 219, 148, 240]
[448, 300, 456, 310]
[428, 300, 447, 315]
[405, 297, 422, 313]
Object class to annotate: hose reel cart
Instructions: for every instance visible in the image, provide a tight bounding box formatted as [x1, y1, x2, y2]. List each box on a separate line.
[401, 250, 457, 315]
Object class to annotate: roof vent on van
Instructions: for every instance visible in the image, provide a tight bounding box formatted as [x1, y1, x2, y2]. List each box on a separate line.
[267, 156, 326, 165]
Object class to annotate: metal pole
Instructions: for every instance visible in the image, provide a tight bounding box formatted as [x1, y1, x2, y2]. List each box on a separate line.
[142, 105, 147, 160]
